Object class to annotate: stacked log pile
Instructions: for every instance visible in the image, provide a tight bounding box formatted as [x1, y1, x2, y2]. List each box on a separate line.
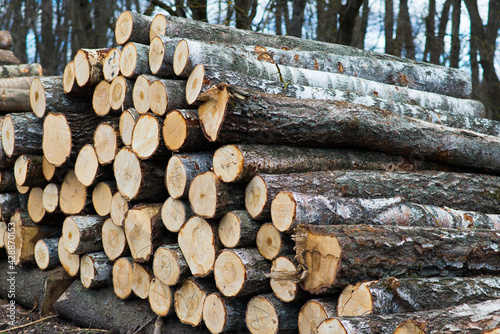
[1, 11, 500, 334]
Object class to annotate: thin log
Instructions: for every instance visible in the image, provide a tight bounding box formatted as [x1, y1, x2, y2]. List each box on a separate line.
[115, 11, 154, 45]
[163, 109, 216, 152]
[80, 252, 112, 288]
[2, 112, 43, 157]
[149, 277, 174, 317]
[256, 222, 294, 261]
[61, 215, 105, 254]
[92, 181, 116, 217]
[0, 76, 34, 89]
[0, 193, 19, 222]
[58, 170, 88, 215]
[132, 262, 153, 299]
[298, 298, 338, 334]
[42, 183, 59, 214]
[74, 48, 110, 87]
[132, 74, 156, 113]
[202, 293, 248, 334]
[119, 107, 140, 146]
[269, 255, 308, 303]
[103, 47, 122, 82]
[102, 217, 128, 261]
[14, 154, 45, 187]
[245, 293, 301, 334]
[131, 113, 170, 159]
[112, 257, 134, 299]
[94, 120, 121, 165]
[34, 238, 60, 270]
[57, 236, 80, 277]
[120, 42, 151, 78]
[153, 244, 190, 286]
[92, 80, 112, 116]
[0, 31, 13, 49]
[148, 35, 179, 77]
[166, 151, 213, 199]
[174, 277, 217, 327]
[294, 224, 500, 293]
[218, 210, 261, 248]
[149, 78, 189, 116]
[161, 197, 194, 232]
[110, 191, 129, 227]
[0, 88, 30, 112]
[0, 64, 42, 78]
[109, 75, 134, 111]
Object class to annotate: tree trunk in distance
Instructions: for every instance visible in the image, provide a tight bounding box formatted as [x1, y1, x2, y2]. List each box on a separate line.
[2, 112, 43, 157]
[34, 238, 60, 270]
[61, 215, 105, 254]
[80, 252, 112, 289]
[256, 223, 293, 260]
[92, 181, 116, 217]
[161, 197, 194, 233]
[153, 244, 190, 286]
[203, 293, 248, 334]
[0, 89, 30, 112]
[163, 109, 216, 152]
[166, 152, 213, 199]
[245, 293, 301, 334]
[0, 64, 42, 78]
[174, 277, 218, 327]
[148, 78, 188, 116]
[119, 107, 140, 146]
[218, 210, 261, 249]
[102, 217, 129, 261]
[115, 11, 154, 45]
[298, 298, 338, 334]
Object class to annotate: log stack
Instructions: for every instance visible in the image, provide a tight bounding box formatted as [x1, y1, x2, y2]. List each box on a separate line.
[1, 11, 500, 334]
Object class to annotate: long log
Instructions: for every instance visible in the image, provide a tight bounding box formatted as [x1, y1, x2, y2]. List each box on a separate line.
[132, 74, 155, 113]
[149, 78, 189, 116]
[213, 144, 457, 184]
[174, 277, 217, 327]
[219, 210, 261, 249]
[131, 113, 169, 159]
[0, 31, 13, 49]
[149, 277, 174, 317]
[74, 48, 110, 87]
[109, 75, 134, 111]
[115, 11, 154, 45]
[200, 86, 499, 173]
[120, 42, 151, 78]
[0, 64, 42, 78]
[153, 244, 190, 286]
[246, 170, 500, 221]
[166, 152, 213, 199]
[245, 293, 301, 334]
[94, 120, 121, 165]
[119, 107, 140, 146]
[272, 192, 500, 233]
[59, 170, 89, 215]
[0, 76, 34, 89]
[80, 252, 112, 289]
[57, 237, 80, 277]
[294, 224, 500, 293]
[338, 276, 500, 317]
[0, 88, 30, 112]
[298, 298, 338, 334]
[256, 223, 293, 260]
[92, 181, 116, 216]
[2, 112, 43, 157]
[163, 109, 216, 152]
[161, 197, 194, 232]
[101, 217, 128, 261]
[34, 238, 60, 270]
[61, 215, 105, 254]
[103, 47, 122, 82]
[202, 293, 249, 334]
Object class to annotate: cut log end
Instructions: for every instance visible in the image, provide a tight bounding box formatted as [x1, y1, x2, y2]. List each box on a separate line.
[28, 187, 45, 223]
[188, 171, 217, 218]
[42, 157, 55, 181]
[256, 223, 284, 261]
[63, 61, 76, 94]
[133, 75, 151, 114]
[74, 50, 92, 87]
[34, 239, 55, 270]
[202, 293, 228, 334]
[42, 183, 59, 213]
[197, 86, 230, 141]
[161, 197, 190, 232]
[213, 144, 244, 183]
[112, 257, 134, 299]
[174, 278, 207, 326]
[58, 237, 80, 277]
[123, 205, 159, 262]
[42, 113, 71, 167]
[92, 182, 114, 216]
[29, 78, 46, 118]
[119, 107, 139, 146]
[131, 114, 161, 159]
[103, 48, 121, 82]
[59, 170, 87, 215]
[149, 14, 167, 41]
[62, 216, 82, 254]
[120, 43, 138, 78]
[316, 318, 347, 334]
[75, 144, 99, 187]
[94, 123, 118, 165]
[165, 156, 187, 199]
[185, 63, 204, 105]
[14, 155, 29, 186]
[132, 262, 153, 299]
[245, 175, 267, 219]
[148, 36, 165, 75]
[1, 115, 15, 157]
[245, 296, 279, 334]
[102, 217, 127, 261]
[394, 320, 426, 334]
[115, 11, 134, 45]
[80, 254, 98, 288]
[109, 76, 129, 110]
[110, 192, 129, 227]
[16, 183, 29, 195]
[173, 40, 189, 77]
[337, 282, 374, 317]
[298, 300, 336, 334]
[153, 246, 182, 286]
[163, 110, 188, 150]
[214, 250, 245, 297]
[271, 191, 296, 232]
[92, 81, 111, 116]
[149, 278, 173, 317]
[270, 257, 300, 303]
[114, 147, 142, 200]
[148, 80, 168, 116]
[218, 211, 243, 248]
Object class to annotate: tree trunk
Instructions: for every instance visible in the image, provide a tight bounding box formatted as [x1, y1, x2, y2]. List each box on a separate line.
[166, 152, 213, 199]
[112, 257, 134, 299]
[203, 293, 248, 333]
[201, 86, 498, 173]
[153, 244, 190, 286]
[450, 0, 461, 68]
[149, 78, 188, 116]
[59, 170, 89, 216]
[34, 238, 60, 270]
[92, 81, 112, 116]
[101, 217, 128, 261]
[338, 276, 500, 317]
[245, 294, 301, 334]
[103, 47, 122, 82]
[270, 255, 308, 303]
[57, 236, 80, 277]
[298, 298, 338, 334]
[74, 48, 111, 87]
[163, 109, 216, 152]
[93, 120, 121, 166]
[161, 197, 194, 233]
[0, 89, 30, 112]
[80, 252, 112, 289]
[109, 75, 134, 111]
[0, 64, 43, 78]
[120, 42, 151, 79]
[294, 224, 500, 293]
[271, 192, 500, 233]
[149, 277, 174, 317]
[174, 277, 218, 327]
[131, 113, 170, 159]
[2, 112, 43, 157]
[256, 223, 293, 260]
[119, 107, 140, 146]
[61, 215, 105, 254]
[132, 74, 155, 114]
[148, 36, 179, 78]
[131, 262, 153, 299]
[219, 210, 261, 249]
[14, 154, 45, 187]
[431, 0, 452, 65]
[115, 11, 154, 45]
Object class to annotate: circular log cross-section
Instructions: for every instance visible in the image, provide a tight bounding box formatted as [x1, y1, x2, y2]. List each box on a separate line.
[203, 293, 247, 334]
[92, 81, 111, 116]
[112, 257, 134, 299]
[27, 187, 45, 223]
[42, 183, 59, 213]
[149, 79, 188, 116]
[62, 215, 105, 254]
[75, 144, 100, 187]
[132, 75, 154, 114]
[42, 113, 71, 167]
[109, 75, 133, 111]
[149, 14, 167, 41]
[102, 217, 128, 261]
[2, 112, 43, 158]
[148, 36, 178, 78]
[115, 11, 153, 46]
[14, 154, 45, 187]
[174, 278, 214, 327]
[161, 197, 193, 232]
[298, 298, 338, 334]
[119, 107, 140, 146]
[59, 170, 87, 215]
[80, 252, 112, 289]
[246, 294, 300, 334]
[162, 109, 210, 152]
[58, 237, 80, 277]
[34, 238, 60, 270]
[120, 42, 151, 79]
[131, 113, 165, 159]
[153, 244, 189, 286]
[185, 64, 205, 105]
[256, 223, 293, 261]
[29, 77, 48, 118]
[103, 47, 121, 82]
[270, 256, 303, 303]
[219, 210, 260, 249]
[110, 192, 129, 227]
[132, 262, 153, 300]
[149, 278, 173, 317]
[94, 122, 120, 165]
[74, 48, 108, 87]
[92, 182, 115, 217]
[63, 61, 77, 95]
[42, 157, 56, 182]
[172, 40, 189, 77]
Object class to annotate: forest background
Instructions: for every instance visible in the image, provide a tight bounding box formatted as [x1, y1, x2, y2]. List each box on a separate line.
[0, 0, 498, 118]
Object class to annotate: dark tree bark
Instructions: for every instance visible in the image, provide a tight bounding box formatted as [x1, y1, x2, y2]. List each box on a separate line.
[394, 0, 415, 58]
[288, 0, 308, 37]
[423, 0, 436, 62]
[337, 0, 364, 46]
[430, 0, 452, 65]
[450, 0, 461, 68]
[187, 0, 208, 22]
[234, 0, 257, 29]
[40, 0, 55, 75]
[353, 0, 369, 49]
[316, 0, 339, 43]
[384, 0, 395, 54]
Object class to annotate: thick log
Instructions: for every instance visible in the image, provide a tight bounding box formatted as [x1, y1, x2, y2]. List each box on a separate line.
[59, 170, 89, 215]
[61, 215, 105, 254]
[112, 257, 134, 299]
[123, 203, 174, 262]
[189, 171, 245, 219]
[149, 79, 189, 116]
[213, 144, 456, 184]
[298, 298, 338, 334]
[0, 193, 19, 222]
[2, 112, 43, 157]
[272, 192, 500, 233]
[132, 74, 155, 113]
[153, 244, 190, 286]
[269, 255, 308, 303]
[246, 170, 500, 221]
[166, 152, 213, 199]
[115, 11, 154, 45]
[161, 197, 194, 232]
[110, 191, 129, 227]
[256, 223, 294, 261]
[0, 31, 13, 49]
[131, 113, 170, 159]
[92, 181, 116, 216]
[109, 75, 134, 111]
[94, 120, 121, 165]
[338, 276, 500, 317]
[245, 293, 301, 334]
[0, 88, 30, 112]
[42, 183, 59, 214]
[75, 144, 113, 187]
[163, 109, 216, 152]
[202, 293, 248, 334]
[148, 35, 180, 77]
[0, 76, 34, 89]
[132, 262, 153, 299]
[178, 216, 220, 277]
[149, 277, 174, 317]
[219, 210, 261, 248]
[92, 80, 111, 116]
[174, 277, 217, 327]
[101, 217, 128, 261]
[317, 299, 500, 333]
[80, 252, 112, 289]
[120, 42, 151, 78]
[14, 154, 45, 187]
[214, 248, 271, 297]
[57, 236, 80, 277]
[113, 147, 167, 201]
[74, 48, 110, 87]
[119, 107, 140, 146]
[62, 61, 93, 97]
[201, 86, 498, 173]
[34, 238, 60, 270]
[0, 64, 42, 78]
[103, 47, 122, 82]
[294, 224, 500, 293]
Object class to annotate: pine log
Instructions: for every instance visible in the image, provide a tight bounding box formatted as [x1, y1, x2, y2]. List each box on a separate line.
[175, 40, 479, 116]
[120, 42, 151, 78]
[148, 35, 179, 77]
[201, 86, 498, 173]
[174, 277, 217, 327]
[109, 75, 134, 111]
[163, 109, 216, 152]
[294, 224, 500, 293]
[113, 147, 167, 201]
[178, 216, 220, 277]
[245, 294, 301, 334]
[101, 217, 128, 261]
[119, 107, 140, 146]
[161, 197, 194, 232]
[149, 277, 174, 317]
[103, 47, 122, 82]
[92, 181, 116, 216]
[75, 144, 113, 187]
[0, 76, 34, 89]
[317, 299, 500, 333]
[0, 193, 19, 222]
[92, 80, 112, 116]
[57, 236, 80, 277]
[123, 203, 175, 262]
[0, 64, 42, 78]
[14, 154, 45, 187]
[115, 11, 154, 45]
[202, 293, 249, 334]
[34, 238, 60, 270]
[61, 215, 105, 254]
[256, 223, 294, 261]
[166, 152, 213, 199]
[0, 31, 13, 49]
[2, 112, 43, 157]
[0, 49, 20, 64]
[149, 78, 189, 116]
[109, 191, 129, 227]
[131, 113, 170, 159]
[94, 120, 121, 165]
[269, 255, 308, 303]
[0, 88, 30, 112]
[272, 192, 500, 233]
[213, 144, 457, 184]
[246, 170, 500, 221]
[153, 244, 190, 286]
[338, 276, 500, 317]
[80, 252, 112, 288]
[112, 257, 134, 299]
[214, 248, 271, 297]
[132, 74, 155, 113]
[42, 183, 59, 214]
[59, 170, 88, 215]
[74, 48, 110, 87]
[62, 61, 93, 97]
[298, 298, 338, 334]
[219, 210, 261, 249]
[132, 262, 153, 299]
[189, 171, 245, 219]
